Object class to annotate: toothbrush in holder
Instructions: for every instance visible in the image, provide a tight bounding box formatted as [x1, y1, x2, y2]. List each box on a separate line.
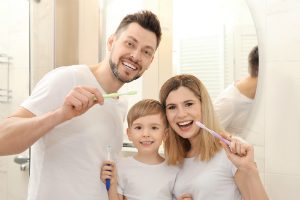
[105, 145, 112, 191]
[195, 121, 230, 146]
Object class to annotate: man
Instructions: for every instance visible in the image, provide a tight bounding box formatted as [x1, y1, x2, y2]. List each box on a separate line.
[0, 10, 161, 200]
[214, 46, 259, 137]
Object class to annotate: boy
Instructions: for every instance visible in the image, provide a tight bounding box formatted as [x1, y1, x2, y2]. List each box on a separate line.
[100, 99, 180, 200]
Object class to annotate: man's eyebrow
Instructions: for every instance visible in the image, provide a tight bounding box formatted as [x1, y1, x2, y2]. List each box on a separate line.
[127, 36, 138, 43]
[127, 36, 155, 51]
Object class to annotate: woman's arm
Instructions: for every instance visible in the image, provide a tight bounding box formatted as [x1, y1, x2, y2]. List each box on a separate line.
[222, 142, 269, 200]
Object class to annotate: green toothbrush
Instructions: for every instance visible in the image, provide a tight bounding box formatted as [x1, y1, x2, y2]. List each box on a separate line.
[94, 90, 137, 101]
[103, 90, 137, 98]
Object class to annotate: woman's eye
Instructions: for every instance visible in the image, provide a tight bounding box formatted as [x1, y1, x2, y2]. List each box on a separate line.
[186, 102, 193, 107]
[167, 105, 175, 110]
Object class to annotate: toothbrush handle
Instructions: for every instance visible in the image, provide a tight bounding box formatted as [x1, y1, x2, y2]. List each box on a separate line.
[211, 130, 231, 146]
[105, 179, 110, 191]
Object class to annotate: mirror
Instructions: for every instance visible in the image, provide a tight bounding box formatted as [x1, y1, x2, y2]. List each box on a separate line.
[0, 0, 260, 199]
[173, 0, 257, 99]
[172, 0, 258, 138]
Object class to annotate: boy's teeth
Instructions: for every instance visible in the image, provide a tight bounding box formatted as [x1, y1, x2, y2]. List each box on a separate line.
[141, 141, 153, 145]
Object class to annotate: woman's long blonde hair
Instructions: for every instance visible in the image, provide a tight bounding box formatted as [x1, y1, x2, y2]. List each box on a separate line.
[159, 74, 222, 165]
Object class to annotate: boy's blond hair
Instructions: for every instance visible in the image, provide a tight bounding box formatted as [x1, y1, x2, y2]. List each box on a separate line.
[127, 99, 167, 128]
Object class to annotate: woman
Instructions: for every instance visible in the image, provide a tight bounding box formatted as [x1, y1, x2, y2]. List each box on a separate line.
[159, 74, 268, 200]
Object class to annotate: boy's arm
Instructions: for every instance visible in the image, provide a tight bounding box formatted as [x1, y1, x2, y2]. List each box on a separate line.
[101, 160, 124, 200]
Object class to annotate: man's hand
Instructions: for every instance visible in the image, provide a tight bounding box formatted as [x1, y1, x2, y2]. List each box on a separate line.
[58, 86, 104, 121]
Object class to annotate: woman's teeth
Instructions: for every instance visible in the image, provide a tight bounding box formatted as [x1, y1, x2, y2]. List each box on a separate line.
[177, 121, 193, 127]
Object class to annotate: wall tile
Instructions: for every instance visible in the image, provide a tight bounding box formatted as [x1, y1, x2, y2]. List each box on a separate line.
[265, 9, 300, 61]
[265, 61, 300, 175]
[265, 173, 300, 200]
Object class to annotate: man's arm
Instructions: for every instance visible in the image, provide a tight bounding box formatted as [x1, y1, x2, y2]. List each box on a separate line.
[0, 86, 104, 156]
[0, 108, 69, 155]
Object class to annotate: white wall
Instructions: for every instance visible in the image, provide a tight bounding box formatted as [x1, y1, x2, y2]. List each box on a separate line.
[245, 0, 300, 199]
[0, 1, 30, 200]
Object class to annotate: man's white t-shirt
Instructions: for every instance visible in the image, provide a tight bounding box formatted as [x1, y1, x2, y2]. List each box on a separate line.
[214, 83, 253, 137]
[22, 65, 127, 200]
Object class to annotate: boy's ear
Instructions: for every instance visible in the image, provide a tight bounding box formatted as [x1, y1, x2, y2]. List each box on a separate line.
[126, 128, 132, 141]
[163, 128, 169, 142]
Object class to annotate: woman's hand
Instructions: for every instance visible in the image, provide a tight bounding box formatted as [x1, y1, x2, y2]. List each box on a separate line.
[220, 137, 256, 171]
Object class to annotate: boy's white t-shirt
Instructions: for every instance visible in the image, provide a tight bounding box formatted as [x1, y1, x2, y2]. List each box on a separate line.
[117, 156, 179, 200]
[173, 150, 242, 200]
[22, 65, 128, 200]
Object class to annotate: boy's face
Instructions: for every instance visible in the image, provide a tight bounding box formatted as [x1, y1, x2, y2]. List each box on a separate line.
[127, 113, 166, 155]
[107, 22, 157, 83]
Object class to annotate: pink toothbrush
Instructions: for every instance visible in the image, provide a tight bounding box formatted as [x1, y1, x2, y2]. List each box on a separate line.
[195, 121, 230, 146]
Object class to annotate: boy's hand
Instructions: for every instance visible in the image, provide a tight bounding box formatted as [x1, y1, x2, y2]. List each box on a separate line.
[100, 160, 117, 188]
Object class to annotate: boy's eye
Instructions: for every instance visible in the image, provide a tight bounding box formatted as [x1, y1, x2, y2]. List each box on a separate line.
[133, 126, 142, 130]
[152, 126, 159, 130]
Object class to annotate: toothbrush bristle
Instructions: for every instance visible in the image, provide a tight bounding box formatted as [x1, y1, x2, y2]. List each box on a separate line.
[127, 90, 137, 95]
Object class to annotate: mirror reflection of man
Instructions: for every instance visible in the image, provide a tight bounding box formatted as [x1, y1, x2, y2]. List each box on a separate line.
[0, 10, 161, 200]
[214, 46, 259, 137]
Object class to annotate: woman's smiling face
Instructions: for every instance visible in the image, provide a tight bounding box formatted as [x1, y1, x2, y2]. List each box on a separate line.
[165, 86, 202, 141]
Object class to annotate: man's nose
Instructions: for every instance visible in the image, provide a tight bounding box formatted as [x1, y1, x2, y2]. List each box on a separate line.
[130, 48, 142, 62]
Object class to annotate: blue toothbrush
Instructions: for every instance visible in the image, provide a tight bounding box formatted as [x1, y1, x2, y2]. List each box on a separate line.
[105, 145, 111, 191]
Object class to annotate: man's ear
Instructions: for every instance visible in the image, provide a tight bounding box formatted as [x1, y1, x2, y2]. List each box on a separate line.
[126, 128, 132, 142]
[107, 34, 115, 51]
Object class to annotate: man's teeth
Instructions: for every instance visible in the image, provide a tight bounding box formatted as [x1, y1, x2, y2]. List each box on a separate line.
[123, 62, 136, 70]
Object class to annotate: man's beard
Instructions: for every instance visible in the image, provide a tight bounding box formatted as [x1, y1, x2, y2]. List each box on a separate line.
[109, 59, 141, 83]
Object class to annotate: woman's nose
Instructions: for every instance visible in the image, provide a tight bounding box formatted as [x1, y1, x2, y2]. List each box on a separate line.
[176, 106, 187, 117]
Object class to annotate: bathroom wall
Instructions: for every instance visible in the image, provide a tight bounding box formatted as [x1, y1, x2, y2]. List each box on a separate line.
[1, 0, 300, 199]
[244, 0, 300, 199]
[0, 1, 30, 200]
